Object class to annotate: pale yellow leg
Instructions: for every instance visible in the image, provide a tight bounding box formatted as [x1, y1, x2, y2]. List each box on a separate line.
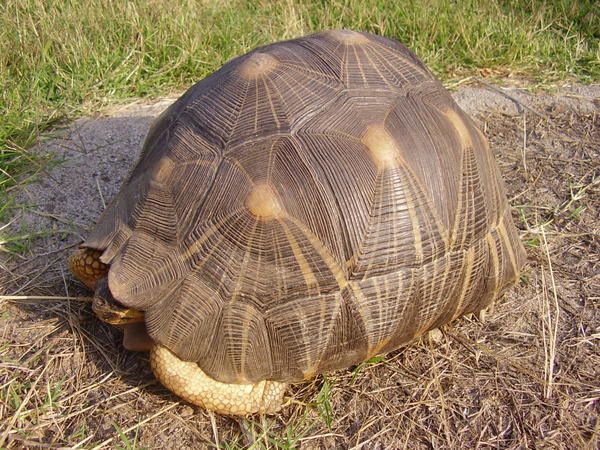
[150, 345, 286, 416]
[68, 247, 109, 290]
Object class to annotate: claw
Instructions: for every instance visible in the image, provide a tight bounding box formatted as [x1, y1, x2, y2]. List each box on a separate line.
[428, 328, 444, 344]
[477, 301, 495, 323]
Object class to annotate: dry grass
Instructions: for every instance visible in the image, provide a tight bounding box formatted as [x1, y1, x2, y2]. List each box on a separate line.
[1, 84, 598, 449]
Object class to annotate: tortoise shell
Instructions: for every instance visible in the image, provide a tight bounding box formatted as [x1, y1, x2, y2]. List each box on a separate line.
[84, 30, 525, 383]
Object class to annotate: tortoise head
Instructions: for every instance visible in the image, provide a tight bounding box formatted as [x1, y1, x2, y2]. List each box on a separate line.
[69, 247, 151, 351]
[92, 278, 145, 326]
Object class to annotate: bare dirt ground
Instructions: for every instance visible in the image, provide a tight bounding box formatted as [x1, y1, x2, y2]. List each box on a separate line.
[1, 82, 599, 449]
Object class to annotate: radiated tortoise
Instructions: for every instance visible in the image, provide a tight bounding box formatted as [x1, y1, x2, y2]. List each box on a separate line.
[69, 30, 526, 416]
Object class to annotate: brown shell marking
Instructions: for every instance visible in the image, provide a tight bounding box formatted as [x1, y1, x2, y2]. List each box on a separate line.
[151, 156, 175, 183]
[444, 107, 473, 148]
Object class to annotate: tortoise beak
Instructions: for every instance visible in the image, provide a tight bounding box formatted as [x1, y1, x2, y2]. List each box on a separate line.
[92, 278, 145, 325]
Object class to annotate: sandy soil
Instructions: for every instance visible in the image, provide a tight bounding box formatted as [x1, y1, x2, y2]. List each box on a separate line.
[1, 82, 599, 449]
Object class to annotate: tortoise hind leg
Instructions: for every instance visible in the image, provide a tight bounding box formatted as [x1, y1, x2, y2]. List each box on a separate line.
[68, 247, 109, 290]
[150, 345, 287, 416]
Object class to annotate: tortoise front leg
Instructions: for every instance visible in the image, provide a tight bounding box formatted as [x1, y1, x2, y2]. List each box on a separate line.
[68, 247, 109, 290]
[70, 248, 145, 325]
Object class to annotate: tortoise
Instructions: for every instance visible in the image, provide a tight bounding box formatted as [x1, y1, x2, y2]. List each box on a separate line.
[69, 30, 526, 416]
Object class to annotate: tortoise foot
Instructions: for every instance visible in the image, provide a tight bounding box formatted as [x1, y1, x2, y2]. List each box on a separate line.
[150, 345, 286, 416]
[428, 328, 444, 344]
[476, 302, 495, 323]
[68, 247, 109, 290]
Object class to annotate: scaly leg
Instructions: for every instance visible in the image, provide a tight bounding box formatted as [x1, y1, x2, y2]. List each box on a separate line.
[68, 247, 109, 290]
[150, 345, 287, 415]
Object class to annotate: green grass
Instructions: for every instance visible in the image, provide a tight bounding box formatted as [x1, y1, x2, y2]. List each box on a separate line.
[1, 0, 598, 219]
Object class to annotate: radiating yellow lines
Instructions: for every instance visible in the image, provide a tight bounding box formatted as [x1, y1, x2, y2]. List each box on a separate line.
[452, 246, 475, 321]
[279, 219, 318, 288]
[285, 216, 347, 290]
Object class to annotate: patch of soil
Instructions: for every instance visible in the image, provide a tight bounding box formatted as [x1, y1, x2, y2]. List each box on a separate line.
[1, 83, 598, 449]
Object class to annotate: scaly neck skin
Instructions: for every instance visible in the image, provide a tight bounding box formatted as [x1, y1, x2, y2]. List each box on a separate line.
[122, 322, 154, 352]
